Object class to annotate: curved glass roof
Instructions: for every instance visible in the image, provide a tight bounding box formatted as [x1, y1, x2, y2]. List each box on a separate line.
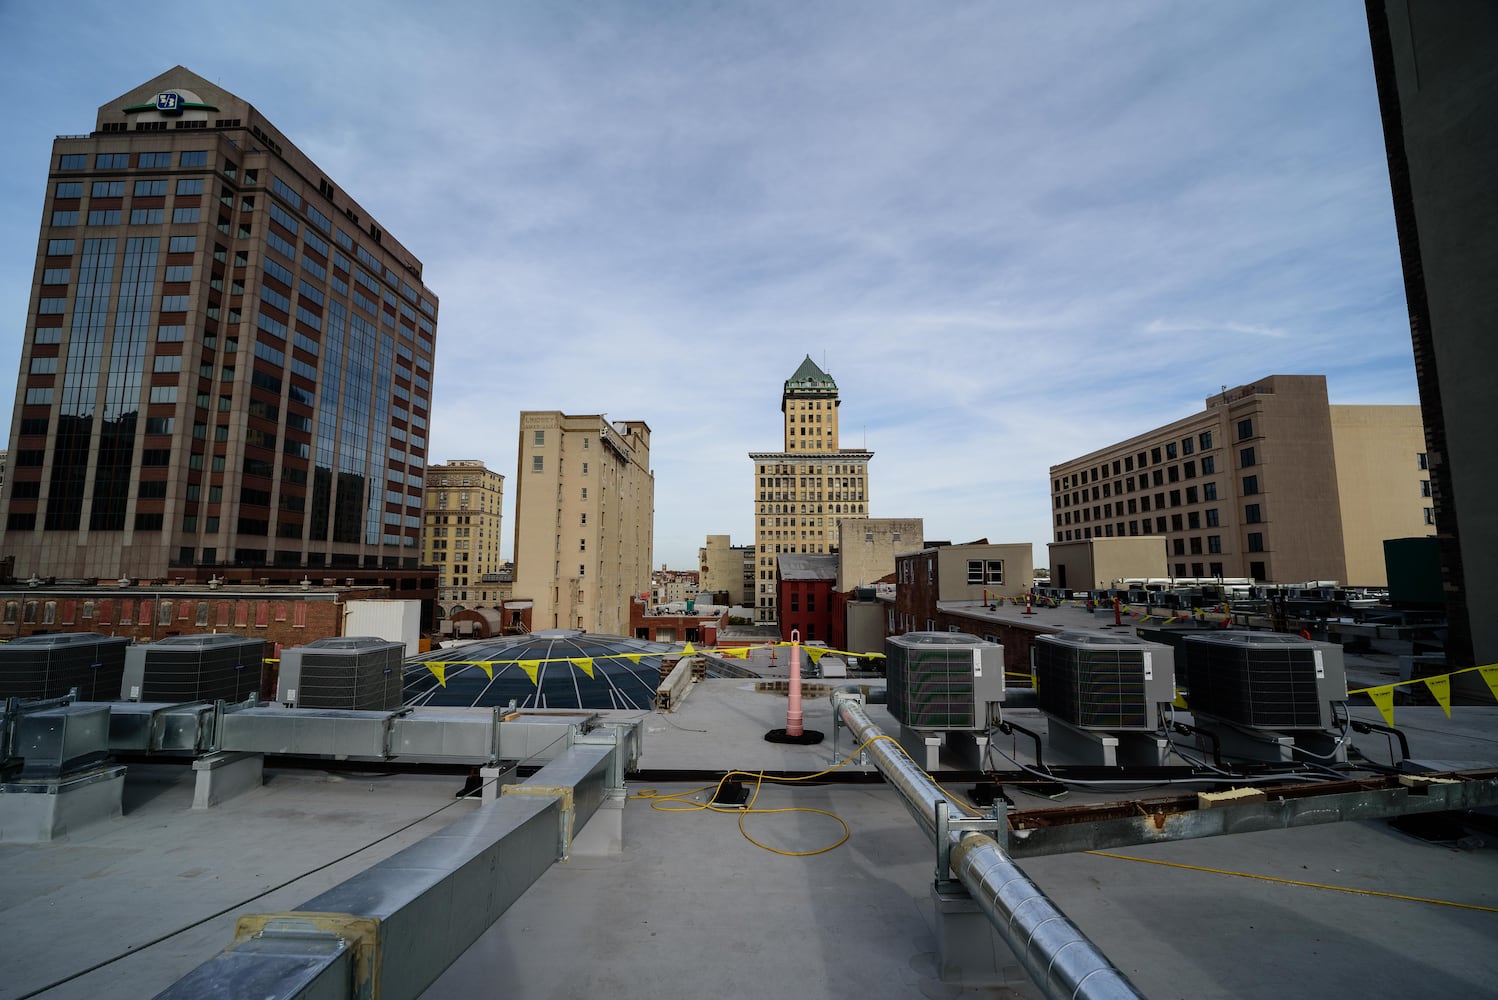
[402, 629, 674, 710]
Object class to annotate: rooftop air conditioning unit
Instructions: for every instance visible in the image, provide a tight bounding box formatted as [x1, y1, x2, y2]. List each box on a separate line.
[276, 636, 404, 710]
[121, 633, 266, 703]
[884, 631, 1004, 733]
[1181, 631, 1347, 730]
[0, 632, 131, 702]
[1032, 629, 1175, 732]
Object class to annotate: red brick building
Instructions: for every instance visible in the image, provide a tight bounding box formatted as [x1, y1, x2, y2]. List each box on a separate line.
[0, 582, 386, 651]
[777, 553, 839, 646]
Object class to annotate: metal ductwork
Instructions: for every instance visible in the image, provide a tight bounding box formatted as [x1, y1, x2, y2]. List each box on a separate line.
[829, 687, 1143, 1000]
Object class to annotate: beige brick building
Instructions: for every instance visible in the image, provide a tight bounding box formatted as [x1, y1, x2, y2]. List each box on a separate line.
[1049, 375, 1431, 586]
[836, 517, 922, 593]
[423, 459, 504, 616]
[511, 412, 653, 634]
[698, 534, 754, 609]
[749, 357, 873, 623]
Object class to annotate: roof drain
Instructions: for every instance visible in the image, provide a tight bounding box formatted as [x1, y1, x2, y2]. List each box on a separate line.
[829, 686, 1145, 1000]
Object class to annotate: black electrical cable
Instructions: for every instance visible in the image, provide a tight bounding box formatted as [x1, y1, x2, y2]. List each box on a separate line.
[14, 730, 571, 1000]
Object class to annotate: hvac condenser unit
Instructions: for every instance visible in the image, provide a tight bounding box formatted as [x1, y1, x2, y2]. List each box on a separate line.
[1181, 631, 1347, 730]
[276, 636, 404, 710]
[0, 632, 131, 702]
[121, 633, 266, 703]
[884, 631, 1004, 732]
[1032, 630, 1175, 732]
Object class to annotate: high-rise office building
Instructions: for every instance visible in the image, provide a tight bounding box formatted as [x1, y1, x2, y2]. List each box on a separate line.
[0, 67, 438, 594]
[511, 412, 653, 634]
[423, 459, 504, 615]
[749, 357, 873, 623]
[1049, 375, 1430, 586]
[1367, 0, 1498, 669]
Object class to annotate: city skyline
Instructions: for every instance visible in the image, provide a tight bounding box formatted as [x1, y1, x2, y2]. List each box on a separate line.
[0, 3, 1418, 569]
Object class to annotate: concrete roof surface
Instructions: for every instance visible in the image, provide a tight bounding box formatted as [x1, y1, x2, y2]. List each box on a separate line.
[2, 678, 1495, 1000]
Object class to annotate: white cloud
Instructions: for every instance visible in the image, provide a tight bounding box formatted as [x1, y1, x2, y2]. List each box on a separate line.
[0, 1, 1418, 570]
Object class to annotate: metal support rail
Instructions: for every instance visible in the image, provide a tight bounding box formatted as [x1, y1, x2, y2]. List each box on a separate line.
[830, 687, 1145, 1000]
[157, 727, 629, 999]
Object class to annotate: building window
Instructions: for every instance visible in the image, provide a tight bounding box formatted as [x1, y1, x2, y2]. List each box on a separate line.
[1247, 532, 1265, 552]
[1240, 447, 1256, 468]
[1417, 452, 1428, 470]
[534, 430, 544, 446]
[1424, 508, 1435, 525]
[532, 455, 543, 472]
[1207, 535, 1221, 554]
[1206, 508, 1220, 528]
[1245, 504, 1261, 524]
[1237, 418, 1253, 440]
[1420, 480, 1431, 498]
[1201, 455, 1215, 475]
[966, 560, 1003, 585]
[1242, 475, 1258, 496]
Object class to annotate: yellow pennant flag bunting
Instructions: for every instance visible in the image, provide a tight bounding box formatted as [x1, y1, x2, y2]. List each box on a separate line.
[569, 657, 595, 679]
[681, 642, 696, 657]
[719, 647, 748, 659]
[518, 660, 541, 685]
[1480, 666, 1498, 704]
[1367, 685, 1397, 728]
[1172, 688, 1189, 710]
[1423, 675, 1452, 717]
[479, 661, 494, 679]
[805, 647, 826, 663]
[622, 653, 645, 664]
[426, 662, 447, 687]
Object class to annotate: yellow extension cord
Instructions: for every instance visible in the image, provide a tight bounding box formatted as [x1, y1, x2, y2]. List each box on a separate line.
[633, 737, 1495, 914]
[1084, 849, 1498, 914]
[632, 734, 981, 857]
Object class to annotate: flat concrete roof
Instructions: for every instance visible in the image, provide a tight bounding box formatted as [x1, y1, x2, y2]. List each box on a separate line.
[3, 677, 1495, 999]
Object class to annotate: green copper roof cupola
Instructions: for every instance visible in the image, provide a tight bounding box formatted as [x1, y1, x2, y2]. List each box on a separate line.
[782, 355, 839, 410]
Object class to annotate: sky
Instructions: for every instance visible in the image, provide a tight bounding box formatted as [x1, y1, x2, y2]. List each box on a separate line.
[0, 1, 1418, 570]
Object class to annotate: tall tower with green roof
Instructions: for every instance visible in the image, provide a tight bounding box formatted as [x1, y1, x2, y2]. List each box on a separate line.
[749, 357, 872, 625]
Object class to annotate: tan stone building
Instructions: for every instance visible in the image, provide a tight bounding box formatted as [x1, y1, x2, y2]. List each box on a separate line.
[749, 357, 873, 623]
[511, 412, 653, 634]
[836, 517, 922, 593]
[1046, 536, 1168, 594]
[1049, 376, 1430, 586]
[0, 67, 438, 592]
[422, 459, 504, 616]
[1329, 407, 1434, 589]
[698, 534, 754, 609]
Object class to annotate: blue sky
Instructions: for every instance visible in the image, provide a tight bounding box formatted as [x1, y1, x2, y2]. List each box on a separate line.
[0, 1, 1416, 569]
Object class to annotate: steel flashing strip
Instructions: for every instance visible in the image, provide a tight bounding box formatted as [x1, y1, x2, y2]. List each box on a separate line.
[1004, 771, 1498, 858]
[158, 728, 628, 1000]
